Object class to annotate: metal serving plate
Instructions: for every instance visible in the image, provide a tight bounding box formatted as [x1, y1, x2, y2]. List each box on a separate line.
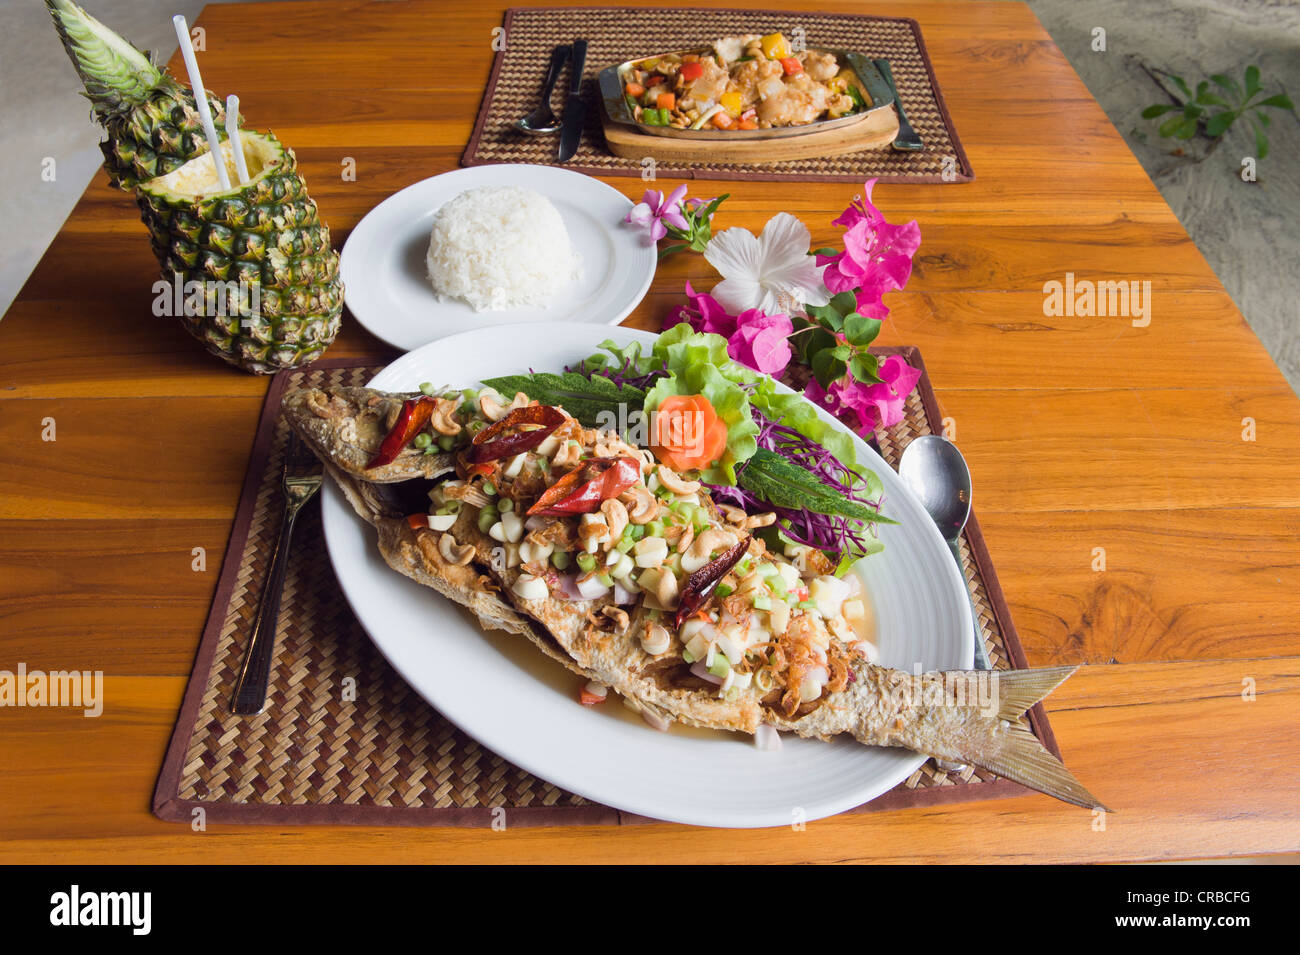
[598, 48, 894, 141]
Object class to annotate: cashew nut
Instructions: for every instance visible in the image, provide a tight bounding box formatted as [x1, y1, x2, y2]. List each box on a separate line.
[622, 485, 659, 525]
[479, 390, 530, 422]
[438, 534, 474, 565]
[681, 527, 732, 573]
[656, 465, 700, 496]
[675, 521, 695, 555]
[551, 439, 582, 469]
[429, 397, 462, 436]
[743, 511, 777, 529]
[600, 498, 629, 541]
[718, 503, 748, 525]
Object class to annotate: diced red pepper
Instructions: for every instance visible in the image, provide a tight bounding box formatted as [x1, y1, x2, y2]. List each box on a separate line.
[625, 81, 646, 98]
[674, 536, 751, 628]
[736, 118, 759, 130]
[656, 92, 676, 111]
[527, 456, 641, 517]
[679, 61, 705, 82]
[645, 74, 665, 87]
[466, 404, 566, 464]
[579, 688, 607, 706]
[406, 513, 430, 530]
[779, 57, 803, 76]
[367, 396, 438, 469]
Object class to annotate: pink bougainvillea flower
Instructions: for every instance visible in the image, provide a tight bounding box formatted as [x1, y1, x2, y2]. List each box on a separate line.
[669, 280, 738, 337]
[727, 308, 794, 376]
[816, 178, 921, 311]
[803, 355, 922, 435]
[665, 282, 793, 376]
[625, 184, 690, 241]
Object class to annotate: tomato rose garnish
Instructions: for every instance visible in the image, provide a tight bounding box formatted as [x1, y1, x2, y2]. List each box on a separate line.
[649, 394, 729, 472]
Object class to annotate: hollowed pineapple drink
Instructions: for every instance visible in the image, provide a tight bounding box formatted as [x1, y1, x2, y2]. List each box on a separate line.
[48, 0, 343, 374]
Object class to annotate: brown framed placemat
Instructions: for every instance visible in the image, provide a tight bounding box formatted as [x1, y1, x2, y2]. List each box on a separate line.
[463, 7, 973, 183]
[153, 347, 1055, 828]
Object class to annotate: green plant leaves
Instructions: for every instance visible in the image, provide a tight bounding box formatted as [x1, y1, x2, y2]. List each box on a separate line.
[1205, 110, 1236, 137]
[1245, 65, 1261, 98]
[811, 348, 846, 390]
[1158, 114, 1186, 137]
[849, 353, 880, 384]
[843, 313, 881, 346]
[1210, 73, 1242, 100]
[1256, 93, 1294, 111]
[1144, 63, 1289, 158]
[1141, 104, 1178, 118]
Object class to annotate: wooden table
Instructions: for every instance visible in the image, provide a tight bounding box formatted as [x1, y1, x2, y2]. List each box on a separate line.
[3, 0, 1298, 864]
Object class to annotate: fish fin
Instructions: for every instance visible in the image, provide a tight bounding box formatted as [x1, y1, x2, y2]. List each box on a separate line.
[965, 720, 1111, 812]
[993, 665, 1079, 722]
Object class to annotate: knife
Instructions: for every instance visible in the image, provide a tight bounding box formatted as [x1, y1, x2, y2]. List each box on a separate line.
[872, 58, 924, 152]
[557, 38, 589, 162]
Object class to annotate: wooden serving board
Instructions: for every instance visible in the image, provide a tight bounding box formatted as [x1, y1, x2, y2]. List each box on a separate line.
[601, 106, 901, 164]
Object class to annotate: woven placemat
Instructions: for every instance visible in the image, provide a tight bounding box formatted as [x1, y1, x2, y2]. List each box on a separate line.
[153, 347, 1056, 828]
[463, 7, 973, 183]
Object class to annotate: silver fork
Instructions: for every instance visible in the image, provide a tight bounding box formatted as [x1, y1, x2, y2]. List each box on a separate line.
[230, 431, 323, 714]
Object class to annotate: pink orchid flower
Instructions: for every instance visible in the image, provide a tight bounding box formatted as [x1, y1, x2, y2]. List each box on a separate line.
[815, 178, 921, 312]
[803, 355, 922, 435]
[625, 184, 689, 242]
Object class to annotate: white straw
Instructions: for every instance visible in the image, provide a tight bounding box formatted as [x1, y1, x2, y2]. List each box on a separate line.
[172, 14, 230, 190]
[226, 95, 250, 185]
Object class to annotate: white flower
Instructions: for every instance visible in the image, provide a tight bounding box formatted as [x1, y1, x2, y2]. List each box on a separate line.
[702, 212, 830, 314]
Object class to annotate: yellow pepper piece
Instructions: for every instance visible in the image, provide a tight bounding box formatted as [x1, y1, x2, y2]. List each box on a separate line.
[760, 33, 790, 60]
[719, 91, 744, 116]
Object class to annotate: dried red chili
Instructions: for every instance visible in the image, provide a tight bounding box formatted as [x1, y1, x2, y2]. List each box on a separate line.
[406, 513, 430, 530]
[466, 405, 566, 464]
[367, 396, 438, 469]
[527, 456, 642, 517]
[674, 536, 752, 628]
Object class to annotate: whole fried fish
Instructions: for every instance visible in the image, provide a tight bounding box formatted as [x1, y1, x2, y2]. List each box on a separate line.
[286, 383, 1108, 812]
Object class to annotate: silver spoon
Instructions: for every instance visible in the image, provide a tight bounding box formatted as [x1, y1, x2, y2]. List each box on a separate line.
[898, 435, 990, 671]
[515, 45, 570, 135]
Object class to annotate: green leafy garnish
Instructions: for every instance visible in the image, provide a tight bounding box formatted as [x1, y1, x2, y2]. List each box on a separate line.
[738, 449, 895, 525]
[479, 371, 644, 428]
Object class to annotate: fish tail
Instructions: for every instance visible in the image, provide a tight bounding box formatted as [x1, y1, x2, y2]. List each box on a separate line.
[957, 666, 1110, 812]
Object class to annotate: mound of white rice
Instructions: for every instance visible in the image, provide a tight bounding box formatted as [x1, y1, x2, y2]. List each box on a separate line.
[425, 186, 582, 312]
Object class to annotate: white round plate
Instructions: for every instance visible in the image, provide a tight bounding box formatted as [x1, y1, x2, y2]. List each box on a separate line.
[339, 165, 657, 351]
[321, 324, 972, 828]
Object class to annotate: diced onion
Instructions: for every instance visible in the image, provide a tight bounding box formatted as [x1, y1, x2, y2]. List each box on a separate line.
[754, 724, 782, 751]
[690, 661, 724, 685]
[426, 513, 457, 531]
